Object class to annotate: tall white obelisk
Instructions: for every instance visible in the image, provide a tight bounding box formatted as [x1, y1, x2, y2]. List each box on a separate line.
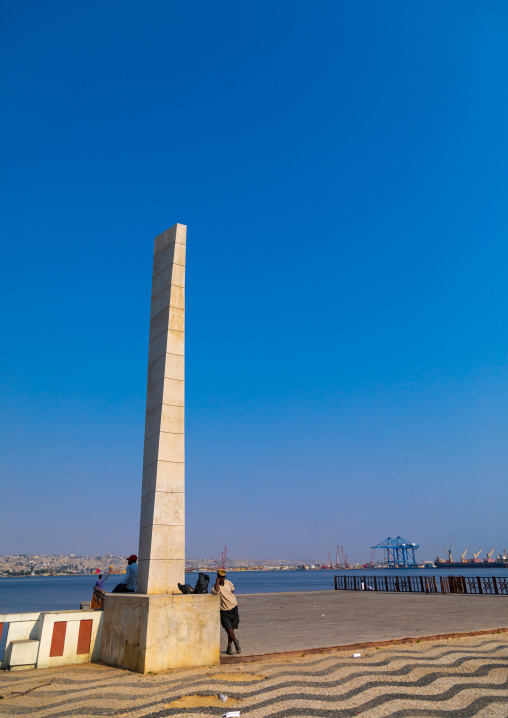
[138, 223, 186, 594]
[101, 224, 219, 674]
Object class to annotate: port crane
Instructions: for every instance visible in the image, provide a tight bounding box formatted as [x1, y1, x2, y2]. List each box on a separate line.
[336, 545, 340, 569]
[327, 549, 333, 569]
[487, 548, 495, 559]
[372, 536, 419, 568]
[341, 545, 349, 569]
[473, 549, 482, 560]
[461, 548, 468, 562]
[443, 532, 453, 562]
[220, 545, 227, 570]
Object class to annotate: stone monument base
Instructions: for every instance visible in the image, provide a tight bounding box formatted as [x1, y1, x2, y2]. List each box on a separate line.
[99, 592, 220, 673]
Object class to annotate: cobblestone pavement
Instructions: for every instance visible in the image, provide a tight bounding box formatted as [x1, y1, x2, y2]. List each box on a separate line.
[1, 634, 508, 717]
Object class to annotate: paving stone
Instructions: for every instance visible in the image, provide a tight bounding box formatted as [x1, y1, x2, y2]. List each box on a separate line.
[1, 633, 507, 717]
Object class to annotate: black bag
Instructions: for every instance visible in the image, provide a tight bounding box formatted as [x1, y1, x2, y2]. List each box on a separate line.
[194, 572, 210, 594]
[177, 582, 195, 594]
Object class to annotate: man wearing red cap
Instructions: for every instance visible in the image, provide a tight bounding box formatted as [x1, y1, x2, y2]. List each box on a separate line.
[112, 555, 138, 593]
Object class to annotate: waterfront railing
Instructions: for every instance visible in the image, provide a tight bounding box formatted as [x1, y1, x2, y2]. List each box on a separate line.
[334, 574, 508, 595]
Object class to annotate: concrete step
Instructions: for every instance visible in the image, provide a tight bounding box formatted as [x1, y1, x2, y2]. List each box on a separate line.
[5, 639, 39, 671]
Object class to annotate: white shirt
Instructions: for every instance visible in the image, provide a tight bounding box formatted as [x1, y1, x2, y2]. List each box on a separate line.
[211, 579, 237, 610]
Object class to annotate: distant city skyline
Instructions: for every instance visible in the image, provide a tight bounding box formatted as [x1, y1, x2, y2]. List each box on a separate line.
[2, 2, 508, 562]
[2, 544, 507, 572]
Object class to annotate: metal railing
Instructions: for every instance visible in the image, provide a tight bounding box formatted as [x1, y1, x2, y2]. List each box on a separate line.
[334, 574, 508, 595]
[440, 575, 508, 595]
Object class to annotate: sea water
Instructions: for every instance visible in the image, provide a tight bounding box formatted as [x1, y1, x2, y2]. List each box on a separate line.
[0, 566, 504, 614]
[2, 567, 504, 661]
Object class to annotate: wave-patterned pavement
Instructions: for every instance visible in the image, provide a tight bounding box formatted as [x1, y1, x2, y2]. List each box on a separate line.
[1, 635, 507, 717]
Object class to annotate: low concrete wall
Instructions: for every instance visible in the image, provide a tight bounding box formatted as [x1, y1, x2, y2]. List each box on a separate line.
[1, 594, 220, 673]
[100, 592, 220, 673]
[0, 610, 103, 671]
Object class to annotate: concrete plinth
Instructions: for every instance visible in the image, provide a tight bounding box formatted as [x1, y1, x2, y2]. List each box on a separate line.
[99, 592, 220, 673]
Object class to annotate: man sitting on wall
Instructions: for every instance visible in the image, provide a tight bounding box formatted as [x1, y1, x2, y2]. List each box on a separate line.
[112, 554, 138, 593]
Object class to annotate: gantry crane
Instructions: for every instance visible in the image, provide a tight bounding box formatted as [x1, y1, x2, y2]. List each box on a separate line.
[372, 537, 419, 567]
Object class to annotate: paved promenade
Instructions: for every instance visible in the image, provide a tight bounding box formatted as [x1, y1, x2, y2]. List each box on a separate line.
[221, 590, 508, 658]
[1, 591, 508, 717]
[1, 634, 507, 717]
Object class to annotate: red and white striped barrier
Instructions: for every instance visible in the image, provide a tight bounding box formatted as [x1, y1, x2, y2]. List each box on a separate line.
[0, 609, 103, 670]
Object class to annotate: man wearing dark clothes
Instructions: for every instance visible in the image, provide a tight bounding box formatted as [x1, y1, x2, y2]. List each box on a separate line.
[211, 569, 241, 654]
[112, 555, 138, 593]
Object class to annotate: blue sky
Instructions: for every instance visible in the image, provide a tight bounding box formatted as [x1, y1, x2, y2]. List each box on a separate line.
[2, 2, 508, 563]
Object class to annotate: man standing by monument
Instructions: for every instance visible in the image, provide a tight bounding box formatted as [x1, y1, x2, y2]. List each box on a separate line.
[211, 569, 241, 654]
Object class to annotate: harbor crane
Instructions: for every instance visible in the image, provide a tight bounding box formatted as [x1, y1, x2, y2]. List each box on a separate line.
[461, 547, 468, 562]
[327, 549, 333, 569]
[220, 545, 227, 569]
[371, 537, 419, 568]
[443, 532, 453, 562]
[473, 549, 482, 560]
[341, 546, 349, 569]
[487, 548, 496, 559]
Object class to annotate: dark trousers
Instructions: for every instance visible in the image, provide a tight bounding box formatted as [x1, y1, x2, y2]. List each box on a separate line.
[112, 583, 135, 593]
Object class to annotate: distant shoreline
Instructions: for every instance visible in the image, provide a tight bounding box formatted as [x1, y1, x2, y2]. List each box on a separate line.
[2, 565, 507, 579]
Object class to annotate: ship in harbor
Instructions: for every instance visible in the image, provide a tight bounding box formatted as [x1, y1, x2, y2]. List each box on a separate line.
[427, 547, 508, 569]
